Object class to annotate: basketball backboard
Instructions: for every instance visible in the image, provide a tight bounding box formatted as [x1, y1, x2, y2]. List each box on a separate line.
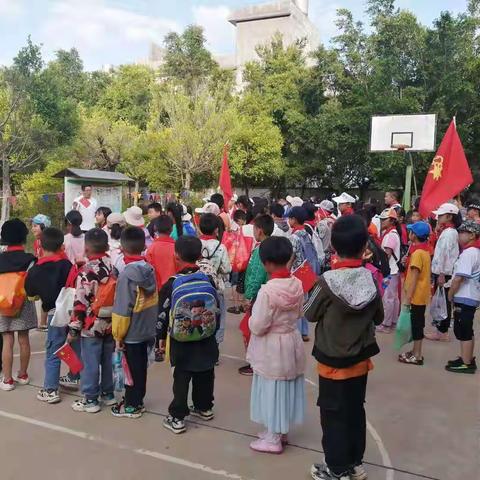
[370, 114, 437, 152]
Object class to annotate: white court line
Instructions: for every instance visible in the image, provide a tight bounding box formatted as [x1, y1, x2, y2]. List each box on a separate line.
[225, 354, 395, 480]
[0, 409, 253, 480]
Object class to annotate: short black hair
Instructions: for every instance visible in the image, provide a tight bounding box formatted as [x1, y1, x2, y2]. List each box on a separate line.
[233, 210, 247, 223]
[40, 227, 64, 253]
[331, 215, 368, 258]
[95, 206, 112, 218]
[199, 213, 219, 236]
[287, 206, 307, 224]
[121, 227, 145, 255]
[175, 236, 202, 263]
[259, 236, 293, 266]
[253, 214, 274, 237]
[148, 202, 162, 213]
[270, 203, 285, 218]
[210, 193, 225, 209]
[84, 228, 108, 254]
[0, 219, 28, 246]
[81, 184, 92, 191]
[387, 190, 401, 202]
[303, 202, 317, 221]
[153, 215, 173, 235]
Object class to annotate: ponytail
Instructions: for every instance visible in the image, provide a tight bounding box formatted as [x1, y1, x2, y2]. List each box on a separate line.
[110, 223, 124, 241]
[167, 202, 183, 238]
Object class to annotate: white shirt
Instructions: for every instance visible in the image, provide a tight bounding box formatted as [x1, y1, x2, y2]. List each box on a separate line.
[272, 224, 289, 238]
[452, 247, 480, 306]
[73, 196, 97, 231]
[381, 229, 401, 275]
[431, 228, 459, 276]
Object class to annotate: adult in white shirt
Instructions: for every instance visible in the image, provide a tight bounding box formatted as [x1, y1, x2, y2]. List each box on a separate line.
[377, 208, 401, 333]
[385, 190, 402, 212]
[72, 185, 98, 232]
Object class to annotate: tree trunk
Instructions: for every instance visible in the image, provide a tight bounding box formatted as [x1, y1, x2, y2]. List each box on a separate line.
[134, 180, 139, 206]
[184, 171, 191, 191]
[1, 155, 11, 226]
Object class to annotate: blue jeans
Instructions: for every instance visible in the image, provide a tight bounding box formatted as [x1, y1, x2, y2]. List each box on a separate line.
[298, 317, 309, 336]
[44, 315, 81, 391]
[216, 291, 226, 344]
[80, 335, 114, 401]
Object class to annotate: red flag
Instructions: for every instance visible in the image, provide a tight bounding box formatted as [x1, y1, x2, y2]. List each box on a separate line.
[219, 144, 233, 212]
[55, 344, 83, 374]
[293, 261, 318, 293]
[419, 120, 473, 217]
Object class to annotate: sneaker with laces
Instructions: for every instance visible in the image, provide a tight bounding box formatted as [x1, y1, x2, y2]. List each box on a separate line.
[0, 377, 15, 391]
[72, 398, 101, 413]
[163, 415, 186, 434]
[445, 361, 477, 374]
[351, 463, 368, 480]
[310, 464, 350, 480]
[59, 374, 80, 390]
[15, 373, 30, 385]
[398, 351, 424, 366]
[37, 389, 61, 404]
[101, 393, 117, 406]
[111, 401, 143, 419]
[189, 406, 214, 421]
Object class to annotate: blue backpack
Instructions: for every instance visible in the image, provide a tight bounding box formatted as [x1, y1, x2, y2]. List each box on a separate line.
[297, 231, 321, 275]
[169, 272, 219, 342]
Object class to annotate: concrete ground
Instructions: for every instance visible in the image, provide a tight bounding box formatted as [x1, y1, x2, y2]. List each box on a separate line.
[0, 296, 478, 480]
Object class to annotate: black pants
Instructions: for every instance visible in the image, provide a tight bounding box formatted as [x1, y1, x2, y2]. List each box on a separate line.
[433, 275, 452, 333]
[124, 342, 148, 408]
[318, 374, 368, 476]
[410, 304, 426, 341]
[0, 334, 2, 372]
[453, 303, 476, 341]
[169, 368, 214, 420]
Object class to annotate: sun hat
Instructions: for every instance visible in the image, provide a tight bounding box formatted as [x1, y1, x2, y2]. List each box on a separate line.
[317, 200, 334, 212]
[32, 214, 51, 228]
[432, 203, 459, 217]
[378, 208, 398, 220]
[194, 202, 221, 216]
[107, 212, 126, 228]
[181, 205, 192, 222]
[407, 221, 430, 238]
[286, 195, 304, 207]
[123, 206, 145, 227]
[332, 192, 356, 204]
[458, 220, 480, 236]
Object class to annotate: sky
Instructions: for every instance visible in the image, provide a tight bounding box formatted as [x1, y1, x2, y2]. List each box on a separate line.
[0, 0, 469, 70]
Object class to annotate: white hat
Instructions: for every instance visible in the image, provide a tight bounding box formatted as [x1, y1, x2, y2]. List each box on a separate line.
[194, 202, 221, 216]
[181, 205, 192, 222]
[316, 200, 334, 212]
[286, 195, 304, 207]
[332, 192, 356, 204]
[123, 206, 145, 227]
[432, 203, 459, 217]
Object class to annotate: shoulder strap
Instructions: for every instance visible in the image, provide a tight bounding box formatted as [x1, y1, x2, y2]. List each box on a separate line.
[202, 241, 221, 261]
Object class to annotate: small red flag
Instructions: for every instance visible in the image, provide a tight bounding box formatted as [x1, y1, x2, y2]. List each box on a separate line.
[219, 144, 233, 212]
[419, 120, 473, 218]
[55, 343, 83, 375]
[293, 261, 318, 293]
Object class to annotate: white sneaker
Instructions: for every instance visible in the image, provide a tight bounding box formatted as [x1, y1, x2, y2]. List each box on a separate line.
[15, 373, 30, 385]
[37, 389, 61, 404]
[351, 463, 368, 480]
[0, 378, 15, 391]
[163, 415, 187, 434]
[72, 398, 101, 413]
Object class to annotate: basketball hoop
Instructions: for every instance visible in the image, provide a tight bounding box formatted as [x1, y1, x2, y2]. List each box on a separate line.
[391, 144, 409, 152]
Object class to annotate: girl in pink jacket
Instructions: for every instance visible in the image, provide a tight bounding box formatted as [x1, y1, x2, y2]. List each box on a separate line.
[247, 236, 306, 454]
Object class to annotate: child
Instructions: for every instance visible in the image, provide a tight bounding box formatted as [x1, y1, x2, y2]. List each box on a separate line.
[95, 206, 112, 230]
[147, 202, 162, 223]
[247, 236, 305, 454]
[146, 215, 177, 362]
[106, 212, 126, 268]
[25, 228, 76, 403]
[0, 219, 37, 391]
[31, 214, 51, 258]
[238, 214, 275, 376]
[398, 221, 431, 366]
[305, 215, 383, 480]
[67, 228, 115, 413]
[198, 213, 232, 345]
[446, 220, 480, 374]
[159, 236, 220, 434]
[427, 203, 461, 341]
[64, 210, 86, 266]
[111, 227, 158, 417]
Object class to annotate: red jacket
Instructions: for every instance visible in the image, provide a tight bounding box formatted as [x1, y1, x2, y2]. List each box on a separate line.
[146, 236, 177, 289]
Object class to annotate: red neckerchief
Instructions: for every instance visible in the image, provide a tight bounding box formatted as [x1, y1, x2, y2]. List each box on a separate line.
[291, 225, 305, 233]
[305, 220, 316, 228]
[87, 253, 106, 261]
[316, 209, 332, 221]
[200, 234, 218, 241]
[124, 254, 145, 265]
[438, 223, 455, 235]
[270, 268, 291, 280]
[474, 239, 480, 249]
[154, 236, 175, 244]
[79, 197, 91, 208]
[6, 245, 25, 252]
[342, 207, 354, 216]
[382, 226, 398, 238]
[332, 258, 363, 270]
[405, 242, 430, 271]
[36, 252, 68, 266]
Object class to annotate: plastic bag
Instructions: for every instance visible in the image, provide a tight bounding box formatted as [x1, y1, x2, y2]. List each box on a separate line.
[222, 231, 238, 266]
[394, 307, 412, 350]
[232, 232, 253, 272]
[122, 352, 134, 386]
[51, 287, 75, 327]
[112, 351, 124, 392]
[430, 287, 448, 327]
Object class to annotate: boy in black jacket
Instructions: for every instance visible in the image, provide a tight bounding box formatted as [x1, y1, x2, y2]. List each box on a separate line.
[305, 215, 384, 480]
[158, 236, 219, 434]
[25, 227, 76, 404]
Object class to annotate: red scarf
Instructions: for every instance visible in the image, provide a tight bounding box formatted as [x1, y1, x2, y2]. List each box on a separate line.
[36, 252, 68, 266]
[200, 234, 218, 241]
[438, 223, 455, 236]
[270, 268, 291, 280]
[6, 245, 25, 252]
[291, 225, 305, 233]
[342, 207, 354, 216]
[154, 236, 175, 244]
[124, 254, 145, 265]
[305, 220, 317, 228]
[405, 242, 430, 271]
[382, 226, 398, 238]
[332, 258, 363, 270]
[87, 253, 107, 261]
[79, 197, 91, 208]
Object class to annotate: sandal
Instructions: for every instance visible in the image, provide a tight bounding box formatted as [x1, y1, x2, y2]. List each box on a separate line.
[398, 351, 424, 366]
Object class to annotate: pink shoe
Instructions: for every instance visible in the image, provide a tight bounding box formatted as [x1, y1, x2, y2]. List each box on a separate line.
[376, 325, 392, 334]
[425, 331, 450, 342]
[258, 431, 288, 445]
[250, 435, 283, 454]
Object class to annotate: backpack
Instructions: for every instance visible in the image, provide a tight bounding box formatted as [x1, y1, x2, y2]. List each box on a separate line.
[296, 231, 321, 275]
[0, 271, 28, 317]
[367, 238, 391, 278]
[197, 241, 222, 288]
[92, 276, 117, 318]
[305, 224, 326, 267]
[169, 271, 219, 342]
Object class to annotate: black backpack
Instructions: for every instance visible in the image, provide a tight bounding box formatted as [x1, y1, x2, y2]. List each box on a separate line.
[367, 238, 391, 278]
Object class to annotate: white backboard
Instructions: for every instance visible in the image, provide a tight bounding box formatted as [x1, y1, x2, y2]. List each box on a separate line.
[370, 114, 437, 152]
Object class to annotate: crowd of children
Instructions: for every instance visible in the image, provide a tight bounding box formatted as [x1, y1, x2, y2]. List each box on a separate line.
[0, 189, 479, 480]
